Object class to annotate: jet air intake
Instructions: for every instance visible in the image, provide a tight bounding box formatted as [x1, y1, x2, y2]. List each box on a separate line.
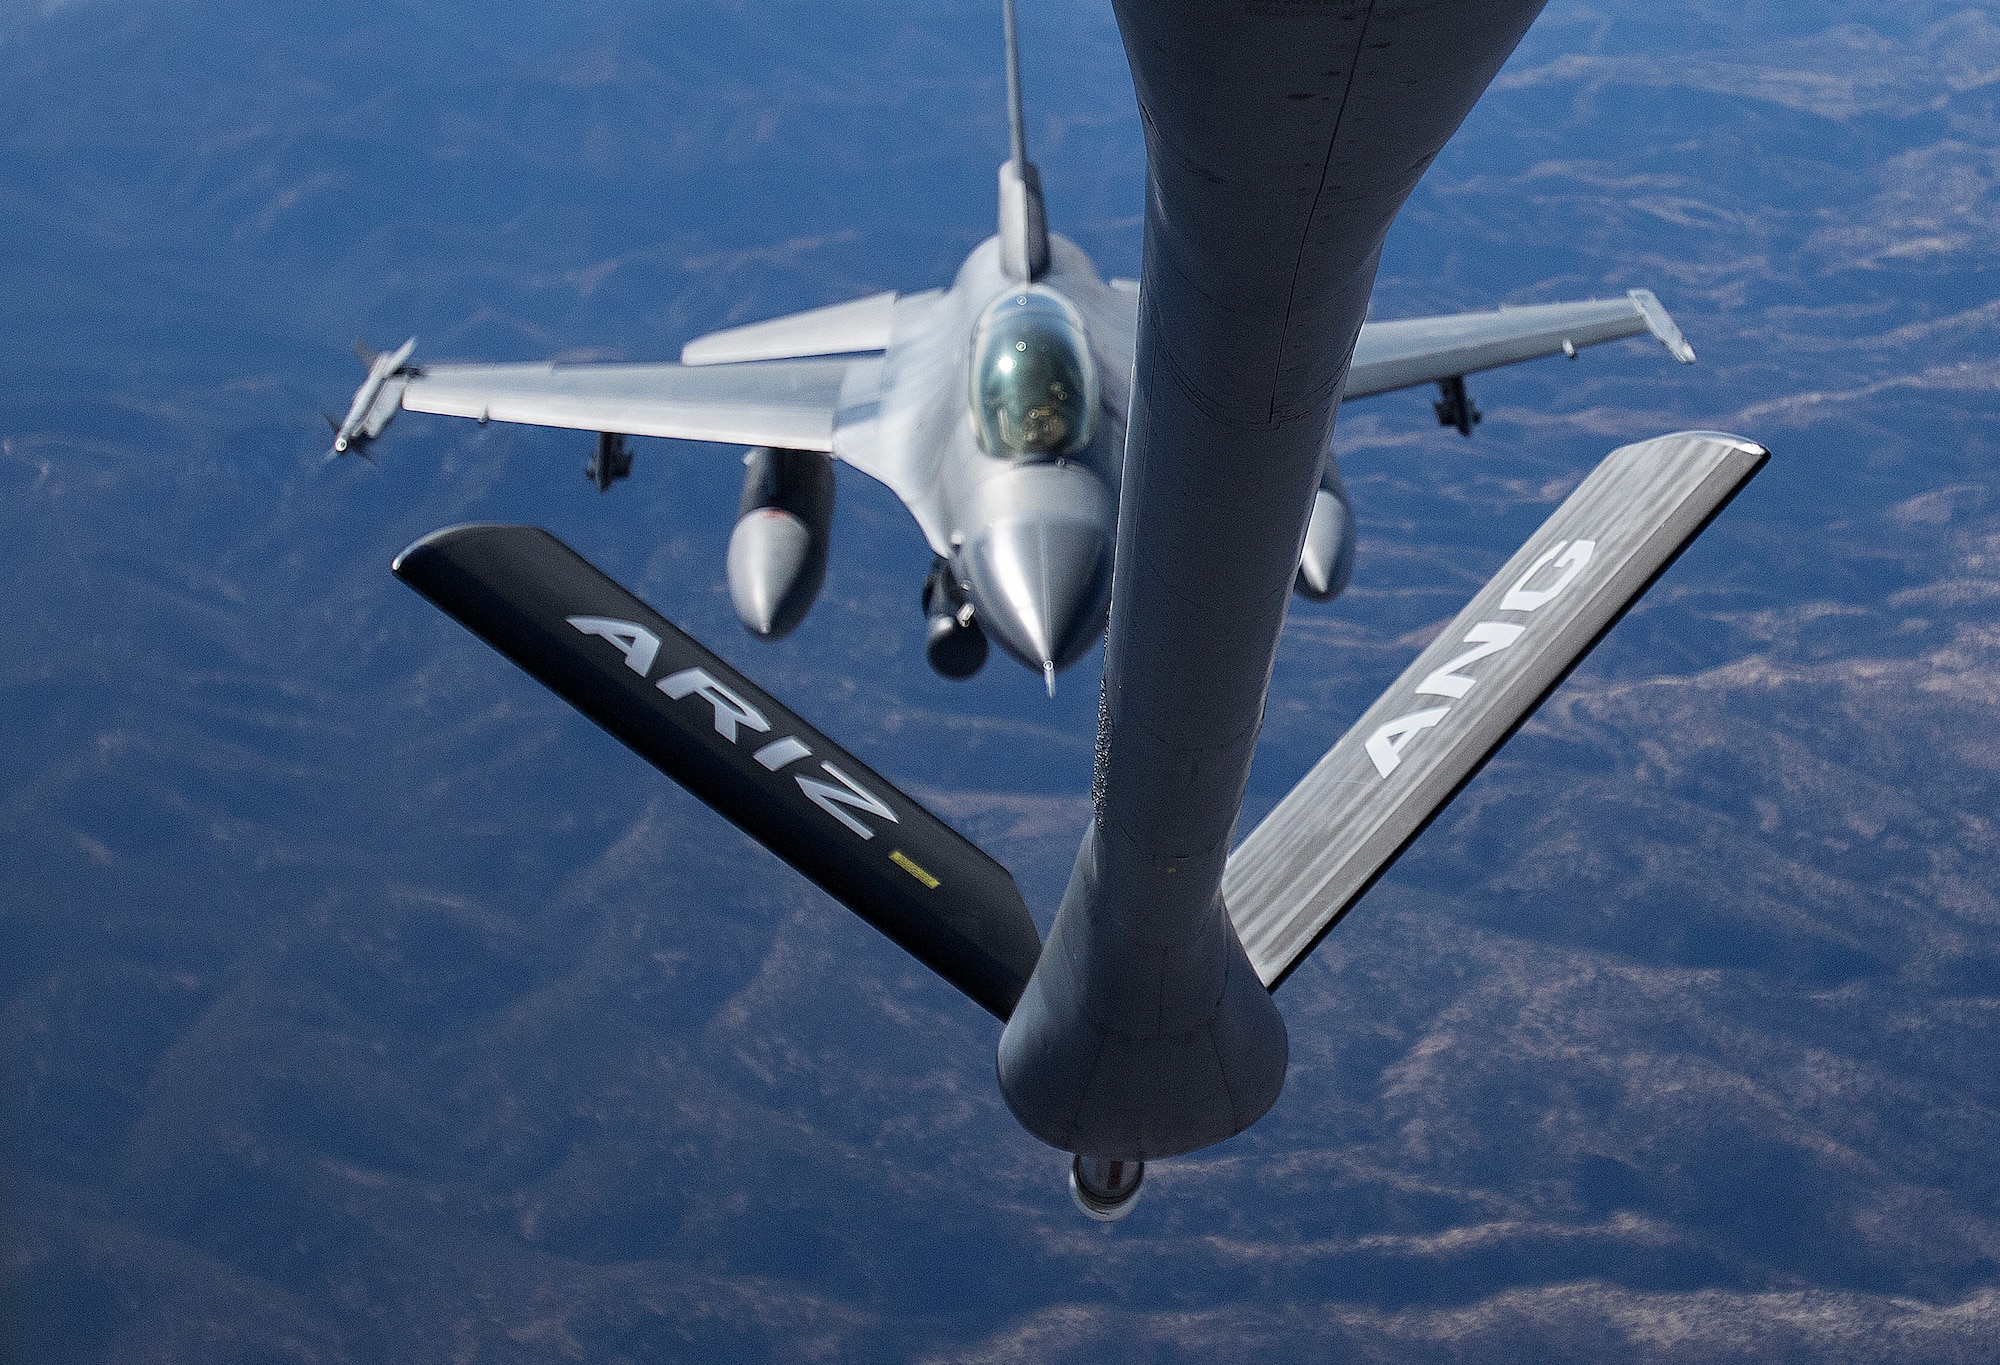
[922, 558, 989, 679]
[728, 447, 834, 640]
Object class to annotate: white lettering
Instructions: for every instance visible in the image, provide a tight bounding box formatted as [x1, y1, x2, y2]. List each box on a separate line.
[1366, 707, 1451, 779]
[657, 668, 770, 744]
[1416, 622, 1525, 699]
[566, 616, 660, 676]
[753, 736, 813, 771]
[796, 761, 899, 839]
[1500, 539, 1595, 613]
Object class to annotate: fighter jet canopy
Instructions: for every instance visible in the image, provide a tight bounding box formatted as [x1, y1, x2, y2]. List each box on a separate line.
[971, 287, 1098, 460]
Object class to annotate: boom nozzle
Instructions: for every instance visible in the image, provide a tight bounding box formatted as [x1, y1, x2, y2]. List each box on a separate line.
[1070, 1155, 1143, 1221]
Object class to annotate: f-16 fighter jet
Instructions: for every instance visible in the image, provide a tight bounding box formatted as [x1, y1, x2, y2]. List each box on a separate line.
[331, 0, 1694, 698]
[378, 0, 1765, 1219]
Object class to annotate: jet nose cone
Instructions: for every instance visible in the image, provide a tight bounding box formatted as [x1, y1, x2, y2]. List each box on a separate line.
[961, 516, 1112, 679]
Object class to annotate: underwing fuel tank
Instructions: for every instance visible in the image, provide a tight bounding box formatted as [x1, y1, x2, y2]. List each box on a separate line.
[1294, 456, 1356, 603]
[728, 447, 835, 640]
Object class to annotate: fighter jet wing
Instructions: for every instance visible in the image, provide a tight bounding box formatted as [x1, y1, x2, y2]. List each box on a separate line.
[1223, 430, 1767, 989]
[398, 354, 862, 453]
[1344, 289, 1696, 400]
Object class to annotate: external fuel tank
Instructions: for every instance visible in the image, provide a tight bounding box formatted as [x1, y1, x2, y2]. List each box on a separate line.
[1295, 456, 1357, 603]
[727, 447, 835, 640]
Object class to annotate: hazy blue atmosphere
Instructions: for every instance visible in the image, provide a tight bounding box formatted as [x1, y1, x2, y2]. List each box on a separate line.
[5, 0, 1999, 1359]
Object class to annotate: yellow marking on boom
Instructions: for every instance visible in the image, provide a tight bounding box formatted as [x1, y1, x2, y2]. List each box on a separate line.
[890, 850, 940, 889]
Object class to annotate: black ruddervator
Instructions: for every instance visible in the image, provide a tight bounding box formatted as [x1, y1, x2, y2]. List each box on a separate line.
[393, 524, 1043, 1021]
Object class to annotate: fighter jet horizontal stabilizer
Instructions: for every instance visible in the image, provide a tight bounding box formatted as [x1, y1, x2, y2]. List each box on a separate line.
[680, 291, 900, 367]
[392, 524, 1044, 1021]
[1224, 431, 1769, 988]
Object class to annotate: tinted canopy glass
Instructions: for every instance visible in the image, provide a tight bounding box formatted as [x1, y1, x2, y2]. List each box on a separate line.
[971, 288, 1099, 460]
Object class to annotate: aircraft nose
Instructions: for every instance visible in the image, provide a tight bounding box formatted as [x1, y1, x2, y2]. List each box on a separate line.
[961, 515, 1112, 686]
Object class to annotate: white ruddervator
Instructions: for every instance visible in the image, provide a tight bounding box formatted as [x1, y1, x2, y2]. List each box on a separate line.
[363, 0, 1766, 1221]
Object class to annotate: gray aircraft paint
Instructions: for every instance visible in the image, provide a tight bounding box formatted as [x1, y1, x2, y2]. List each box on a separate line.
[336, 185, 1685, 692]
[359, 242, 1685, 690]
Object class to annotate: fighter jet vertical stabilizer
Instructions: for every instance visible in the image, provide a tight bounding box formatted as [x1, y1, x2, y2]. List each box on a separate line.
[997, 0, 1049, 281]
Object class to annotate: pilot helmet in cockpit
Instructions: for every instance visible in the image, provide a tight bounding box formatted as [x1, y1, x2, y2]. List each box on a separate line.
[970, 287, 1099, 460]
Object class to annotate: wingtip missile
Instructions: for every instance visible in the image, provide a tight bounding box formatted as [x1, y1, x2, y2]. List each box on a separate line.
[1628, 289, 1697, 365]
[327, 336, 418, 461]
